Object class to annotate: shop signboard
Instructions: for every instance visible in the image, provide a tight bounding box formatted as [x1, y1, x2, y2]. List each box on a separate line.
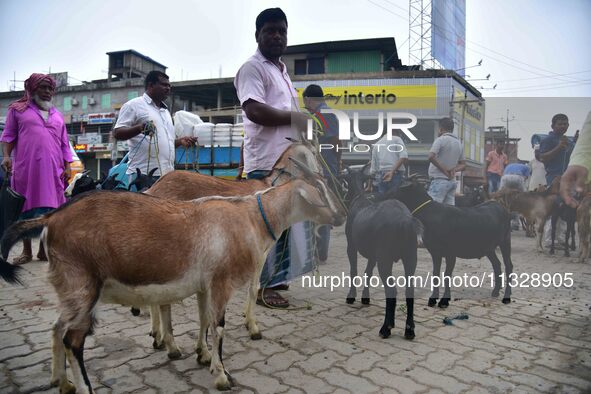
[88, 112, 117, 124]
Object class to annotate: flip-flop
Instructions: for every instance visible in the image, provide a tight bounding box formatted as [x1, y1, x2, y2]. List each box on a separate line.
[268, 284, 289, 291]
[256, 289, 289, 308]
[13, 254, 33, 265]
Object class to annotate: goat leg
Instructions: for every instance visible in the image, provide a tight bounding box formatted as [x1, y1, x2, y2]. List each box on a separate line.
[438, 256, 456, 308]
[361, 258, 377, 305]
[244, 274, 262, 340]
[159, 304, 182, 359]
[428, 256, 443, 307]
[50, 320, 75, 394]
[195, 291, 212, 365]
[346, 243, 358, 304]
[377, 260, 395, 338]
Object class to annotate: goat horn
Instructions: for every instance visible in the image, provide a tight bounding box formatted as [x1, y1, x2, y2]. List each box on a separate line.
[289, 157, 316, 179]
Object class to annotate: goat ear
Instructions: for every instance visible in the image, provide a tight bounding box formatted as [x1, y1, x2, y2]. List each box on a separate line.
[148, 168, 158, 177]
[136, 168, 142, 176]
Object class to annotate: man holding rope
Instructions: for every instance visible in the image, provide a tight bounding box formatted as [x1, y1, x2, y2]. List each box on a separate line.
[113, 71, 196, 180]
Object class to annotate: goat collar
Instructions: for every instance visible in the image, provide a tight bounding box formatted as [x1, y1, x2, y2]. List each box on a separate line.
[411, 200, 432, 215]
[257, 194, 277, 241]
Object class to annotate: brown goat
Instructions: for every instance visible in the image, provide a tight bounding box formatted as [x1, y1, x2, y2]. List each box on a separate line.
[493, 190, 557, 251]
[577, 195, 591, 263]
[0, 173, 346, 392]
[143, 141, 330, 352]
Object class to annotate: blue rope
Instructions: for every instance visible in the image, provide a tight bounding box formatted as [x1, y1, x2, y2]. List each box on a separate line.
[257, 194, 277, 241]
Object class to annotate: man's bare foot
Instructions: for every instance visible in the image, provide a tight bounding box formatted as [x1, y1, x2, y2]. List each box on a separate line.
[13, 254, 33, 265]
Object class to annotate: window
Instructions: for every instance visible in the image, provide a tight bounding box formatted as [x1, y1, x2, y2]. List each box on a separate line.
[128, 91, 139, 100]
[101, 94, 111, 109]
[82, 96, 88, 110]
[64, 97, 72, 111]
[294, 57, 325, 75]
[294, 59, 307, 75]
[307, 57, 325, 74]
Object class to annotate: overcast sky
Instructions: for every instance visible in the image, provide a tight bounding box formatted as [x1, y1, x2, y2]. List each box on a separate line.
[1, 0, 590, 158]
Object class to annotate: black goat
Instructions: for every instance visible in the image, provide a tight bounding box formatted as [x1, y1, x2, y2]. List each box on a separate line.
[549, 199, 577, 257]
[344, 168, 422, 339]
[70, 172, 99, 197]
[393, 178, 513, 307]
[128, 168, 158, 192]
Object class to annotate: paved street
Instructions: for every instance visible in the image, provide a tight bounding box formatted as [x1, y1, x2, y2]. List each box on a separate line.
[1, 229, 590, 393]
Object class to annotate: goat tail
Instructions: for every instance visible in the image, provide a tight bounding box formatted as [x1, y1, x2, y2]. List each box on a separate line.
[0, 257, 23, 285]
[410, 217, 425, 246]
[1, 216, 49, 260]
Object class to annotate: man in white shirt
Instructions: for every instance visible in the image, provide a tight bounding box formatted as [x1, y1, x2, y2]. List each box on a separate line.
[370, 130, 408, 195]
[427, 117, 465, 205]
[113, 71, 196, 177]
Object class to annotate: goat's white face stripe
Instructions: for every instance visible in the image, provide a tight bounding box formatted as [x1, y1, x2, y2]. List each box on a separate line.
[315, 179, 339, 214]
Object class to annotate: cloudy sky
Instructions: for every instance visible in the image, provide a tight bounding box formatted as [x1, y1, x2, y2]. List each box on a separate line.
[1, 0, 590, 157]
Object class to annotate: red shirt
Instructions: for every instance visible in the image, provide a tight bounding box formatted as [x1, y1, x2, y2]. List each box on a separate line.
[486, 150, 508, 176]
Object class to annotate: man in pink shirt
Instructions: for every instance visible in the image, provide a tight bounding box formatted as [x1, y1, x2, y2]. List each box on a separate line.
[235, 8, 308, 308]
[484, 140, 508, 193]
[1, 73, 72, 264]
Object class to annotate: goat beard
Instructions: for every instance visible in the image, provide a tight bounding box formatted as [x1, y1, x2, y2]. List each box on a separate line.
[33, 94, 54, 111]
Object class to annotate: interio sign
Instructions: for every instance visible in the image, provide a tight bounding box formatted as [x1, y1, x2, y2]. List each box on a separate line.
[296, 85, 437, 110]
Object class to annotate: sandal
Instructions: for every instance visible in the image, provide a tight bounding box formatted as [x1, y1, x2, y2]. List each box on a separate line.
[256, 289, 289, 308]
[13, 254, 33, 265]
[269, 284, 289, 291]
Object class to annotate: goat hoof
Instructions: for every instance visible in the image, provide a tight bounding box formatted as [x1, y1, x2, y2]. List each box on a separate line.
[404, 328, 415, 340]
[346, 297, 355, 304]
[250, 332, 262, 340]
[130, 307, 141, 316]
[502, 297, 511, 304]
[438, 298, 450, 308]
[215, 380, 232, 391]
[379, 327, 391, 339]
[197, 353, 212, 366]
[428, 298, 437, 307]
[55, 380, 76, 394]
[361, 297, 370, 305]
[167, 350, 182, 359]
[152, 339, 165, 350]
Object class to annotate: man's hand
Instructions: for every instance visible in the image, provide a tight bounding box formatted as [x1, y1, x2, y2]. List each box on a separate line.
[447, 169, 455, 180]
[383, 172, 393, 182]
[1, 157, 12, 174]
[560, 165, 588, 208]
[63, 162, 71, 183]
[558, 136, 569, 149]
[177, 136, 198, 148]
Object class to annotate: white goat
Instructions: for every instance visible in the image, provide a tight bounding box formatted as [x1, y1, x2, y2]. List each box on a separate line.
[0, 163, 345, 392]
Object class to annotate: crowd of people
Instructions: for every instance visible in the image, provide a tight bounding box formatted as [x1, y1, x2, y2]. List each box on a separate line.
[1, 6, 589, 311]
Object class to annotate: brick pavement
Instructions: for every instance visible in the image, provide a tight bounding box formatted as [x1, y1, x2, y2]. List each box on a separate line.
[1, 229, 590, 393]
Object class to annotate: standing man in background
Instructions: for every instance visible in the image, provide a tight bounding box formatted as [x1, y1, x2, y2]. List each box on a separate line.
[235, 8, 309, 307]
[113, 71, 196, 179]
[484, 140, 508, 193]
[427, 117, 465, 205]
[303, 84, 340, 265]
[536, 113, 576, 185]
[370, 129, 408, 195]
[1, 73, 72, 265]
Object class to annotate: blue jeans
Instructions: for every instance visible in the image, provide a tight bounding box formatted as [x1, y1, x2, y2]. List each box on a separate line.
[375, 171, 404, 195]
[428, 178, 457, 205]
[247, 170, 289, 286]
[487, 172, 501, 193]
